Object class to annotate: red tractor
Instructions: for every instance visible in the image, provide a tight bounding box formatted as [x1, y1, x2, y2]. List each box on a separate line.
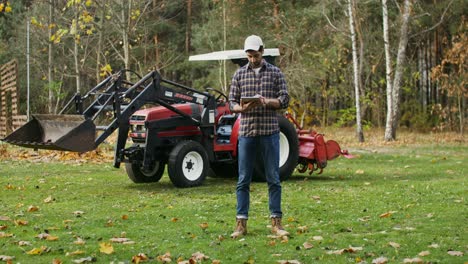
[3, 50, 349, 187]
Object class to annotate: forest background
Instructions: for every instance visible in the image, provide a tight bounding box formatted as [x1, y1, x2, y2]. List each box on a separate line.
[0, 0, 466, 142]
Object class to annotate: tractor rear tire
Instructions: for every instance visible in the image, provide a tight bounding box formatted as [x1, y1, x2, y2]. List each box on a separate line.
[125, 161, 165, 183]
[253, 115, 299, 182]
[168, 140, 209, 188]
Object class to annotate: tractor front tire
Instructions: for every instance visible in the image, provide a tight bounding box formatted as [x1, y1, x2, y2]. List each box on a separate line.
[125, 161, 165, 183]
[253, 115, 299, 182]
[168, 140, 209, 188]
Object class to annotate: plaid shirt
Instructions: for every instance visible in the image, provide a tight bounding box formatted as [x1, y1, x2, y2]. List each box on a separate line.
[229, 60, 289, 137]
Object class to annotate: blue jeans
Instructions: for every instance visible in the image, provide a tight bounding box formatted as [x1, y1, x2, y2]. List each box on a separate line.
[236, 133, 282, 219]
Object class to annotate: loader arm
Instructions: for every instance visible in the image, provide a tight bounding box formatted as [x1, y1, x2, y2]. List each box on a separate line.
[2, 70, 217, 169]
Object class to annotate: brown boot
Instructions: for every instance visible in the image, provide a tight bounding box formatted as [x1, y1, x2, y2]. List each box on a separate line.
[271, 217, 290, 237]
[230, 218, 247, 239]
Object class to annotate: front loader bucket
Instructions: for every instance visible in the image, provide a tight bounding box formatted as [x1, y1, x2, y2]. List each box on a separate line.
[2, 114, 96, 152]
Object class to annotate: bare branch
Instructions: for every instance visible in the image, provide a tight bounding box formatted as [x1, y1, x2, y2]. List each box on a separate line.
[410, 0, 454, 39]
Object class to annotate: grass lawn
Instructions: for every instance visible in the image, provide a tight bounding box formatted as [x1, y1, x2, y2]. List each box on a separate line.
[0, 131, 466, 264]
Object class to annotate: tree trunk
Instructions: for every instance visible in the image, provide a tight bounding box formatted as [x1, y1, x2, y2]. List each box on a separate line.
[122, 0, 131, 80]
[348, 0, 364, 142]
[73, 8, 81, 94]
[387, 0, 412, 140]
[382, 0, 394, 141]
[185, 0, 192, 54]
[95, 1, 105, 82]
[48, 0, 54, 113]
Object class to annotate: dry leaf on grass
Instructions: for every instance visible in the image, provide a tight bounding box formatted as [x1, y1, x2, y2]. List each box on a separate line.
[199, 222, 209, 230]
[66, 250, 86, 256]
[26, 246, 50, 255]
[0, 216, 11, 221]
[109, 237, 135, 244]
[191, 252, 210, 261]
[132, 253, 148, 263]
[0, 255, 14, 261]
[312, 236, 323, 241]
[327, 246, 363, 255]
[402, 257, 423, 263]
[388, 242, 400, 248]
[99, 242, 114, 254]
[379, 211, 397, 218]
[0, 232, 13, 238]
[303, 242, 313, 249]
[27, 205, 39, 212]
[296, 226, 308, 234]
[157, 252, 172, 263]
[14, 219, 28, 226]
[447, 250, 463, 256]
[418, 251, 430, 256]
[371, 257, 388, 264]
[72, 257, 95, 264]
[278, 260, 301, 264]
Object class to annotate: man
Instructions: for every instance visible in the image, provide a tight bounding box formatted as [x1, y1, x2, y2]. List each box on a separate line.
[228, 35, 290, 238]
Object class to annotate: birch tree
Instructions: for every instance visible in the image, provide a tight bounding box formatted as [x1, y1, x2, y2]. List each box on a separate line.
[382, 0, 412, 141]
[347, 0, 364, 142]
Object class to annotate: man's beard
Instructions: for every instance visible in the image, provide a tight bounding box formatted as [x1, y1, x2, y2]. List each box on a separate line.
[250, 61, 261, 68]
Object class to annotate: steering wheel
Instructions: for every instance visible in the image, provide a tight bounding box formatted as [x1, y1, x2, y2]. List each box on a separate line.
[206, 87, 229, 103]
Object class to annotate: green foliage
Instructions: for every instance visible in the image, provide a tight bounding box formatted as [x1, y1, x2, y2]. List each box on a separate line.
[0, 0, 465, 133]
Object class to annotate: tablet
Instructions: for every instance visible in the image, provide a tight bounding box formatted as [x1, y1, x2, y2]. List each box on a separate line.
[241, 95, 262, 103]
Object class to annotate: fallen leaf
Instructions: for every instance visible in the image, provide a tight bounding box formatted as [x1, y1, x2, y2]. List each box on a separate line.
[447, 250, 463, 256]
[327, 246, 362, 255]
[355, 169, 364, 174]
[191, 251, 209, 261]
[303, 242, 313, 249]
[18, 241, 32, 246]
[0, 255, 14, 261]
[72, 257, 95, 263]
[132, 253, 148, 264]
[44, 196, 54, 203]
[171, 217, 178, 222]
[388, 242, 400, 248]
[74, 237, 86, 245]
[46, 235, 59, 241]
[0, 216, 11, 221]
[418, 251, 430, 256]
[122, 215, 129, 220]
[36, 233, 50, 240]
[379, 211, 397, 218]
[99, 242, 114, 254]
[199, 222, 209, 230]
[73, 211, 85, 217]
[14, 220, 28, 226]
[428, 243, 439, 248]
[52, 258, 63, 264]
[278, 260, 301, 264]
[66, 250, 85, 256]
[0, 225, 7, 230]
[403, 257, 423, 263]
[312, 236, 323, 241]
[371, 257, 388, 264]
[212, 260, 221, 264]
[156, 252, 171, 263]
[311, 195, 320, 200]
[296, 226, 308, 234]
[27, 205, 39, 212]
[109, 237, 134, 243]
[26, 246, 49, 255]
[0, 232, 13, 238]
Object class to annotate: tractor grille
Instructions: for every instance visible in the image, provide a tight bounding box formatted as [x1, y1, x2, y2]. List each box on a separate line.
[130, 115, 146, 121]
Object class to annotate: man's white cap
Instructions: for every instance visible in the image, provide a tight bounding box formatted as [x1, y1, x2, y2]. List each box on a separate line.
[244, 35, 264, 52]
